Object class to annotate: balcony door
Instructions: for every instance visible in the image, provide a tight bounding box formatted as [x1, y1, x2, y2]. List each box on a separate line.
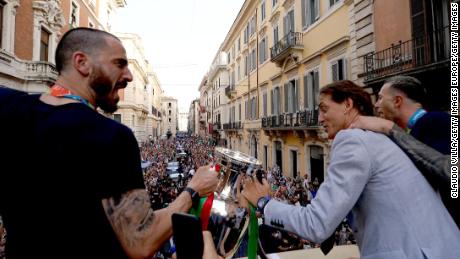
[411, 0, 449, 64]
[274, 141, 283, 171]
[283, 9, 295, 36]
[309, 145, 324, 184]
[304, 69, 319, 111]
[251, 135, 258, 159]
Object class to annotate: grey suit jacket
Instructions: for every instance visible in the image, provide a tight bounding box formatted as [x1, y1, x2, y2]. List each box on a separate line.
[264, 129, 460, 259]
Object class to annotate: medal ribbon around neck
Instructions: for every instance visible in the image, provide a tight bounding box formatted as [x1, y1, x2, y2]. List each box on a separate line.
[50, 85, 95, 110]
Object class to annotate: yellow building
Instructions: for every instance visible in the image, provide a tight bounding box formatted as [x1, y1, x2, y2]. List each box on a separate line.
[210, 0, 354, 182]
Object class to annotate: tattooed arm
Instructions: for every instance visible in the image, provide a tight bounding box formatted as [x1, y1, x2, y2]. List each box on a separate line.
[102, 165, 218, 259]
[102, 189, 192, 258]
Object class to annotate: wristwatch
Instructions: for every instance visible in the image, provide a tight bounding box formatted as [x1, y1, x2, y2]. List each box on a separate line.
[184, 187, 200, 208]
[256, 195, 272, 214]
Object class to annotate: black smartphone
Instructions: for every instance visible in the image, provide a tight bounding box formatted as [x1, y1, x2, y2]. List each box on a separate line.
[172, 213, 204, 259]
[256, 169, 265, 184]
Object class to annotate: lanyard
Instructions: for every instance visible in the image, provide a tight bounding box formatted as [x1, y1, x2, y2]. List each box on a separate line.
[50, 85, 95, 110]
[407, 108, 426, 130]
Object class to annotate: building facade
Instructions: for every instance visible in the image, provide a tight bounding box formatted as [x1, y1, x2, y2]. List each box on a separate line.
[207, 49, 229, 145]
[115, 32, 163, 143]
[198, 75, 211, 137]
[201, 0, 358, 182]
[178, 111, 188, 132]
[357, 0, 450, 111]
[0, 0, 126, 93]
[188, 98, 200, 135]
[161, 96, 178, 137]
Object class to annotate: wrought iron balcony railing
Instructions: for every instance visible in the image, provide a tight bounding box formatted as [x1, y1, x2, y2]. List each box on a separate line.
[223, 121, 242, 130]
[261, 110, 319, 129]
[363, 26, 449, 81]
[270, 31, 303, 61]
[225, 85, 236, 98]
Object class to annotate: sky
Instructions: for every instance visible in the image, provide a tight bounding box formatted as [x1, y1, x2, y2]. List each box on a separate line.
[113, 0, 245, 113]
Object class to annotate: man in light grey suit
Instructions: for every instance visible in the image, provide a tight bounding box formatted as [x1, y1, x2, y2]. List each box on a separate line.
[243, 80, 460, 259]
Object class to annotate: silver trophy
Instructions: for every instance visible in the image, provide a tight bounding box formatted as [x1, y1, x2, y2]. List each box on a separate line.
[209, 147, 262, 258]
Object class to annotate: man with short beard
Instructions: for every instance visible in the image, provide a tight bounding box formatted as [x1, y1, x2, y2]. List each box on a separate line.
[0, 28, 219, 258]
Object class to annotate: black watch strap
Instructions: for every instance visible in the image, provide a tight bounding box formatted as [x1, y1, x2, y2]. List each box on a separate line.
[184, 187, 200, 208]
[257, 195, 272, 214]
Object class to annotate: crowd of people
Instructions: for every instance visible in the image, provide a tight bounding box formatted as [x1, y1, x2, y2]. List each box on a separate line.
[1, 133, 353, 259]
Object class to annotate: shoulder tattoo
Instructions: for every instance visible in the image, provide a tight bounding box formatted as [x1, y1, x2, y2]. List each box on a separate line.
[102, 189, 155, 248]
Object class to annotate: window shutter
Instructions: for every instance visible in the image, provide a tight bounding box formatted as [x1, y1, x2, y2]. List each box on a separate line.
[314, 0, 320, 21]
[271, 90, 274, 115]
[263, 93, 267, 116]
[331, 62, 338, 82]
[313, 70, 319, 109]
[294, 79, 299, 111]
[284, 83, 289, 113]
[304, 75, 309, 109]
[301, 0, 306, 28]
[283, 16, 287, 36]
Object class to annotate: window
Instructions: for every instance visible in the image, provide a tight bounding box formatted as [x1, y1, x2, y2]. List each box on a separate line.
[168, 102, 172, 107]
[249, 15, 256, 37]
[0, 3, 4, 47]
[88, 20, 95, 28]
[251, 97, 257, 119]
[304, 69, 319, 110]
[263, 93, 267, 117]
[237, 64, 241, 80]
[238, 103, 241, 121]
[40, 28, 50, 62]
[259, 37, 267, 64]
[284, 79, 298, 113]
[271, 87, 280, 115]
[261, 1, 266, 22]
[227, 52, 231, 63]
[70, 1, 79, 28]
[301, 0, 319, 28]
[273, 25, 279, 44]
[237, 37, 241, 52]
[272, 0, 278, 7]
[113, 114, 121, 123]
[169, 118, 171, 122]
[283, 9, 295, 36]
[250, 49, 256, 71]
[244, 25, 249, 44]
[330, 58, 346, 82]
[244, 55, 248, 76]
[245, 100, 248, 120]
[329, 0, 341, 8]
[169, 110, 171, 115]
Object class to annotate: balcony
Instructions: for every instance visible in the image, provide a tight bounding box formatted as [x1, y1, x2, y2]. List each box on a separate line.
[225, 85, 237, 99]
[212, 122, 222, 131]
[25, 61, 58, 83]
[223, 121, 242, 131]
[261, 110, 319, 131]
[361, 26, 449, 82]
[270, 31, 304, 66]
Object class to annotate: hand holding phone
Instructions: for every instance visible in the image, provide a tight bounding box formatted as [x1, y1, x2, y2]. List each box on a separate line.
[172, 213, 204, 259]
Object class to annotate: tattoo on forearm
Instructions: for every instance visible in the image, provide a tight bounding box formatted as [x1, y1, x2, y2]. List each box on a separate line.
[102, 189, 156, 248]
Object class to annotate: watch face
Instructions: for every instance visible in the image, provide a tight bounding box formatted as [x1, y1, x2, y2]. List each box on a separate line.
[257, 197, 266, 209]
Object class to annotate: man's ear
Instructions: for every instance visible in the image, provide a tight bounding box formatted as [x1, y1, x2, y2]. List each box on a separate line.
[72, 51, 91, 77]
[393, 95, 403, 108]
[345, 97, 354, 111]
